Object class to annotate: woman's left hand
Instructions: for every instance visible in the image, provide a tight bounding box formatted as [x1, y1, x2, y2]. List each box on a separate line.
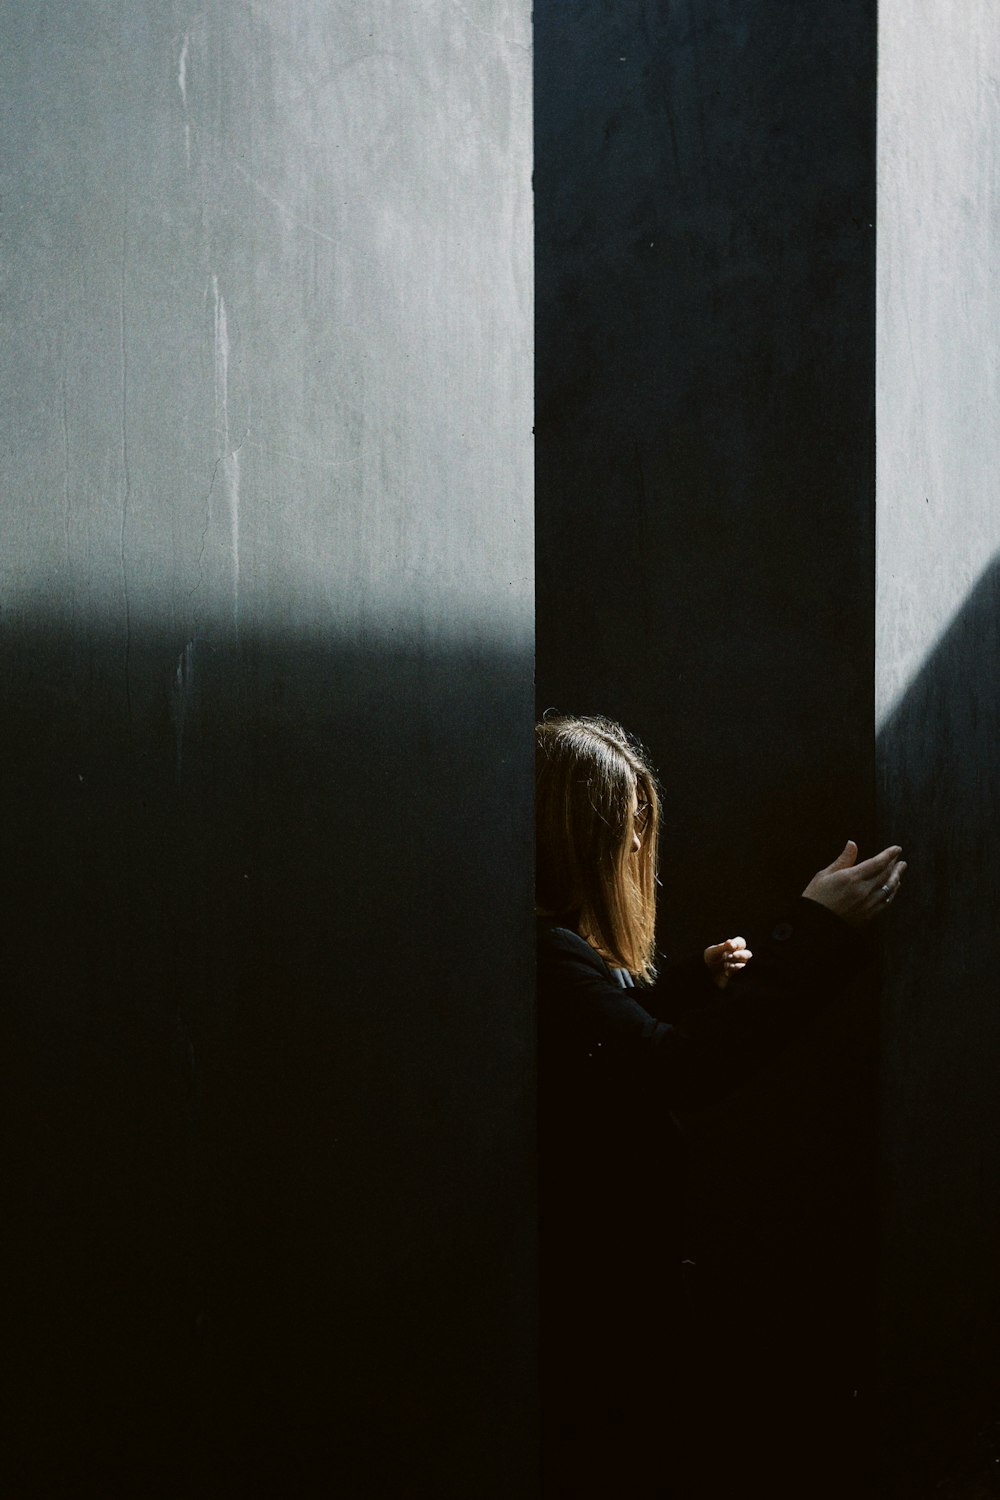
[801, 841, 906, 925]
[704, 936, 753, 991]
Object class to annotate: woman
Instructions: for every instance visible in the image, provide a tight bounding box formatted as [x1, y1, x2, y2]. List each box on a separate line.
[536, 715, 904, 1498]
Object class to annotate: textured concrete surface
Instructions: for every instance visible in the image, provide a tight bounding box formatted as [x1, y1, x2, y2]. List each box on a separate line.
[876, 4, 1000, 730]
[877, 5, 1000, 1495]
[2, 2, 532, 644]
[1, 3, 534, 1492]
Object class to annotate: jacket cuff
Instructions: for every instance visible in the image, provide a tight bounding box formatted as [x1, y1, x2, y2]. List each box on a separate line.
[751, 894, 871, 986]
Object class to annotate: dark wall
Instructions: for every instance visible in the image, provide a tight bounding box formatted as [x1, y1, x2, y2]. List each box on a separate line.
[535, 0, 876, 944]
[2, 627, 535, 1493]
[1, 3, 534, 1493]
[535, 3, 877, 1493]
[876, 559, 1000, 1497]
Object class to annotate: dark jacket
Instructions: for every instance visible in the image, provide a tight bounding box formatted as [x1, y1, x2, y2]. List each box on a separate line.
[537, 897, 868, 1496]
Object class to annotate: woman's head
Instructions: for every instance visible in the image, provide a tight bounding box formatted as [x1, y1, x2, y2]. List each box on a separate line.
[535, 714, 660, 981]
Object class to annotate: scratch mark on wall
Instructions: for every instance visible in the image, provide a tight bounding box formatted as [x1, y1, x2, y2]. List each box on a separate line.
[178, 33, 192, 168]
[230, 160, 338, 246]
[61, 366, 71, 566]
[249, 439, 364, 471]
[172, 637, 196, 778]
[119, 218, 133, 723]
[177, 33, 189, 105]
[188, 451, 222, 612]
[212, 274, 244, 631]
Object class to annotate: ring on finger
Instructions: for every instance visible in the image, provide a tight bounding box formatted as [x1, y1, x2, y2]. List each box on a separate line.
[881, 883, 895, 903]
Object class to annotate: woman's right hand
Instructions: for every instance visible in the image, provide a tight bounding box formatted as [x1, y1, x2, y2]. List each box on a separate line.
[801, 840, 906, 926]
[704, 936, 753, 990]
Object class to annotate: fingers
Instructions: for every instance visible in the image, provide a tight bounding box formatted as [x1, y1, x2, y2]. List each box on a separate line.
[878, 859, 907, 903]
[856, 851, 906, 909]
[829, 840, 859, 870]
[853, 845, 903, 880]
[834, 845, 905, 905]
[725, 940, 752, 966]
[802, 841, 907, 924]
[864, 857, 907, 918]
[704, 938, 753, 969]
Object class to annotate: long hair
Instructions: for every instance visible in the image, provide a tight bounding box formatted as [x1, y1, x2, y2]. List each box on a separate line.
[535, 715, 660, 981]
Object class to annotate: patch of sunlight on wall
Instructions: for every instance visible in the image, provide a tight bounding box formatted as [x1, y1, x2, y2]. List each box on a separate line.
[876, 0, 1000, 730]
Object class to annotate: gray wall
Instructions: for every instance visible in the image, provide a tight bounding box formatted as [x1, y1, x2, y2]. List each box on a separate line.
[535, 3, 877, 1493]
[1, 3, 535, 1492]
[876, 3, 1000, 1492]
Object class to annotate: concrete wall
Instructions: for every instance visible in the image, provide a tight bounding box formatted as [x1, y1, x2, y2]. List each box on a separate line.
[536, 2, 1000, 1493]
[535, 3, 878, 1493]
[877, 4, 1000, 1492]
[0, 3, 534, 1492]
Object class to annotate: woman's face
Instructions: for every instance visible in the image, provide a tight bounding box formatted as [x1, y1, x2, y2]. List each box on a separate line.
[629, 783, 650, 855]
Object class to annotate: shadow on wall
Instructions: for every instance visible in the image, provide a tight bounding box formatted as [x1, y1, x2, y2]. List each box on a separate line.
[0, 619, 535, 1497]
[876, 551, 1000, 1498]
[682, 553, 1000, 1500]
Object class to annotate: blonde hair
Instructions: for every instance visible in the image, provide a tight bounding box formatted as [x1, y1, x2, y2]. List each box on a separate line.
[535, 715, 660, 982]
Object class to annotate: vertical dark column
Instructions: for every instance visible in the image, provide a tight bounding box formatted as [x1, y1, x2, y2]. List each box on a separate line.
[535, 1, 876, 942]
[535, 2, 876, 1493]
[1, 3, 535, 1494]
[876, 5, 1000, 1494]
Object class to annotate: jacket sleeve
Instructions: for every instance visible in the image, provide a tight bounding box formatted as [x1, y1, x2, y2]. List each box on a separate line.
[537, 899, 871, 1111]
[640, 949, 718, 1019]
